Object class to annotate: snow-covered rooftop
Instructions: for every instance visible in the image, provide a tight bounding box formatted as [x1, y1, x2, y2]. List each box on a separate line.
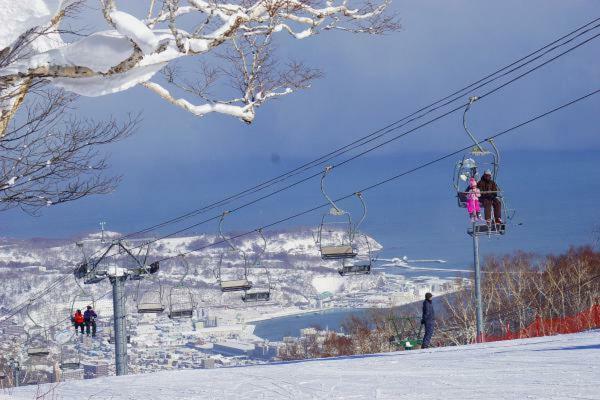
[5, 331, 599, 399]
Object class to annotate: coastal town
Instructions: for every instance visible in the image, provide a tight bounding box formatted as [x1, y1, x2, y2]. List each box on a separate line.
[0, 230, 458, 385]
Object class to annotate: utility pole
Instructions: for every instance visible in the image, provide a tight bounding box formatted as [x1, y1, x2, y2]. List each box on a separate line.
[471, 222, 484, 343]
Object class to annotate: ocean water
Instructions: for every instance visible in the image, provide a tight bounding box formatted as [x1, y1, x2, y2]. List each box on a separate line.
[3, 151, 599, 269]
[253, 308, 374, 341]
[4, 151, 598, 339]
[367, 150, 600, 266]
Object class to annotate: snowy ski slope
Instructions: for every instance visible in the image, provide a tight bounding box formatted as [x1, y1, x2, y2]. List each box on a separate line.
[4, 331, 599, 400]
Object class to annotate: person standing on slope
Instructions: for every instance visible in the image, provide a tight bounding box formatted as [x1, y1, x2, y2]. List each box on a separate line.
[421, 292, 435, 349]
[84, 305, 97, 337]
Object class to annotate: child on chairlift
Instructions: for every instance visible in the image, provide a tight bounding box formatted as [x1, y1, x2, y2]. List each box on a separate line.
[466, 177, 483, 222]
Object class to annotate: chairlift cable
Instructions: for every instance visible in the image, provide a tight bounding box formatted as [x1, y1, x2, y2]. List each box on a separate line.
[117, 29, 600, 260]
[101, 17, 600, 242]
[2, 20, 599, 324]
[81, 22, 600, 270]
[124, 32, 600, 257]
[215, 212, 253, 292]
[151, 87, 599, 264]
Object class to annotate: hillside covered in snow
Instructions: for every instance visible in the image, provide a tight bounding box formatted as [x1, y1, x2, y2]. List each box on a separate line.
[4, 331, 599, 399]
[0, 228, 397, 320]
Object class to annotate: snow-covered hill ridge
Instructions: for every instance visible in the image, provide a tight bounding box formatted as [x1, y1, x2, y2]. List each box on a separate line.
[1, 228, 418, 325]
[5, 331, 599, 400]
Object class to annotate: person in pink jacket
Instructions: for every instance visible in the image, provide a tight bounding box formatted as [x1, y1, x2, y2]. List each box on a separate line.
[466, 178, 482, 222]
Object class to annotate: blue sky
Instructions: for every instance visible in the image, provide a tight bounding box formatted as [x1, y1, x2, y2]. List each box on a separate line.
[2, 0, 599, 250]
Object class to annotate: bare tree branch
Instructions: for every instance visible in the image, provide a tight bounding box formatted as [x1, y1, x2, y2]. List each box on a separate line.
[0, 88, 138, 214]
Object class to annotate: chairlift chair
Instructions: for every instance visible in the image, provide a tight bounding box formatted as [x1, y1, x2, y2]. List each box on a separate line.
[168, 255, 195, 319]
[319, 220, 357, 260]
[339, 260, 371, 276]
[25, 309, 52, 358]
[453, 96, 510, 235]
[220, 278, 253, 292]
[337, 235, 372, 276]
[336, 196, 371, 276]
[242, 291, 271, 302]
[316, 167, 360, 260]
[26, 333, 51, 357]
[216, 212, 254, 293]
[136, 281, 165, 314]
[59, 346, 80, 370]
[242, 230, 272, 303]
[168, 286, 195, 319]
[27, 347, 50, 357]
[137, 292, 165, 314]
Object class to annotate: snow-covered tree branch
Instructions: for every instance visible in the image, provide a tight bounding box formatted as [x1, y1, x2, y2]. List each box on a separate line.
[0, 88, 138, 213]
[0, 0, 398, 127]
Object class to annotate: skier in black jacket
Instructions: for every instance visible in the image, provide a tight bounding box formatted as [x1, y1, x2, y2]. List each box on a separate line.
[421, 292, 435, 348]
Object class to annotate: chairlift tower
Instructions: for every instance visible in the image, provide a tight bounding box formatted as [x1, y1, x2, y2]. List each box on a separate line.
[107, 265, 129, 375]
[469, 223, 485, 343]
[74, 240, 159, 376]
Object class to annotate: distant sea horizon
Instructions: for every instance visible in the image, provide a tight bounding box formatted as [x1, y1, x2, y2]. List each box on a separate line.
[2, 150, 598, 269]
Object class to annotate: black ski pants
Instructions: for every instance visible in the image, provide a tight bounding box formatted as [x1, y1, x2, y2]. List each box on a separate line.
[74, 322, 84, 334]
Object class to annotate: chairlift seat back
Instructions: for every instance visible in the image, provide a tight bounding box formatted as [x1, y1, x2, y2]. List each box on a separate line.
[242, 291, 270, 302]
[60, 361, 80, 370]
[169, 309, 194, 319]
[220, 279, 252, 292]
[339, 263, 371, 276]
[27, 347, 49, 357]
[137, 303, 165, 313]
[84, 276, 105, 285]
[321, 245, 356, 260]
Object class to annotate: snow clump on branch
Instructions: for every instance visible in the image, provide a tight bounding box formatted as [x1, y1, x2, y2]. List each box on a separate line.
[0, 0, 398, 127]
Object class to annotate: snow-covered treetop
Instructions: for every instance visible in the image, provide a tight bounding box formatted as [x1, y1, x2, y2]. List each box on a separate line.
[0, 0, 397, 129]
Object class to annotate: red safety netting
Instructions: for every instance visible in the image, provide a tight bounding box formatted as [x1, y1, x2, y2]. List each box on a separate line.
[486, 304, 600, 342]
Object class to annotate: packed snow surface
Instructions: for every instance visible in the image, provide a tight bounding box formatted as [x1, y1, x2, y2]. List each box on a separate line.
[6, 331, 600, 399]
[312, 274, 345, 294]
